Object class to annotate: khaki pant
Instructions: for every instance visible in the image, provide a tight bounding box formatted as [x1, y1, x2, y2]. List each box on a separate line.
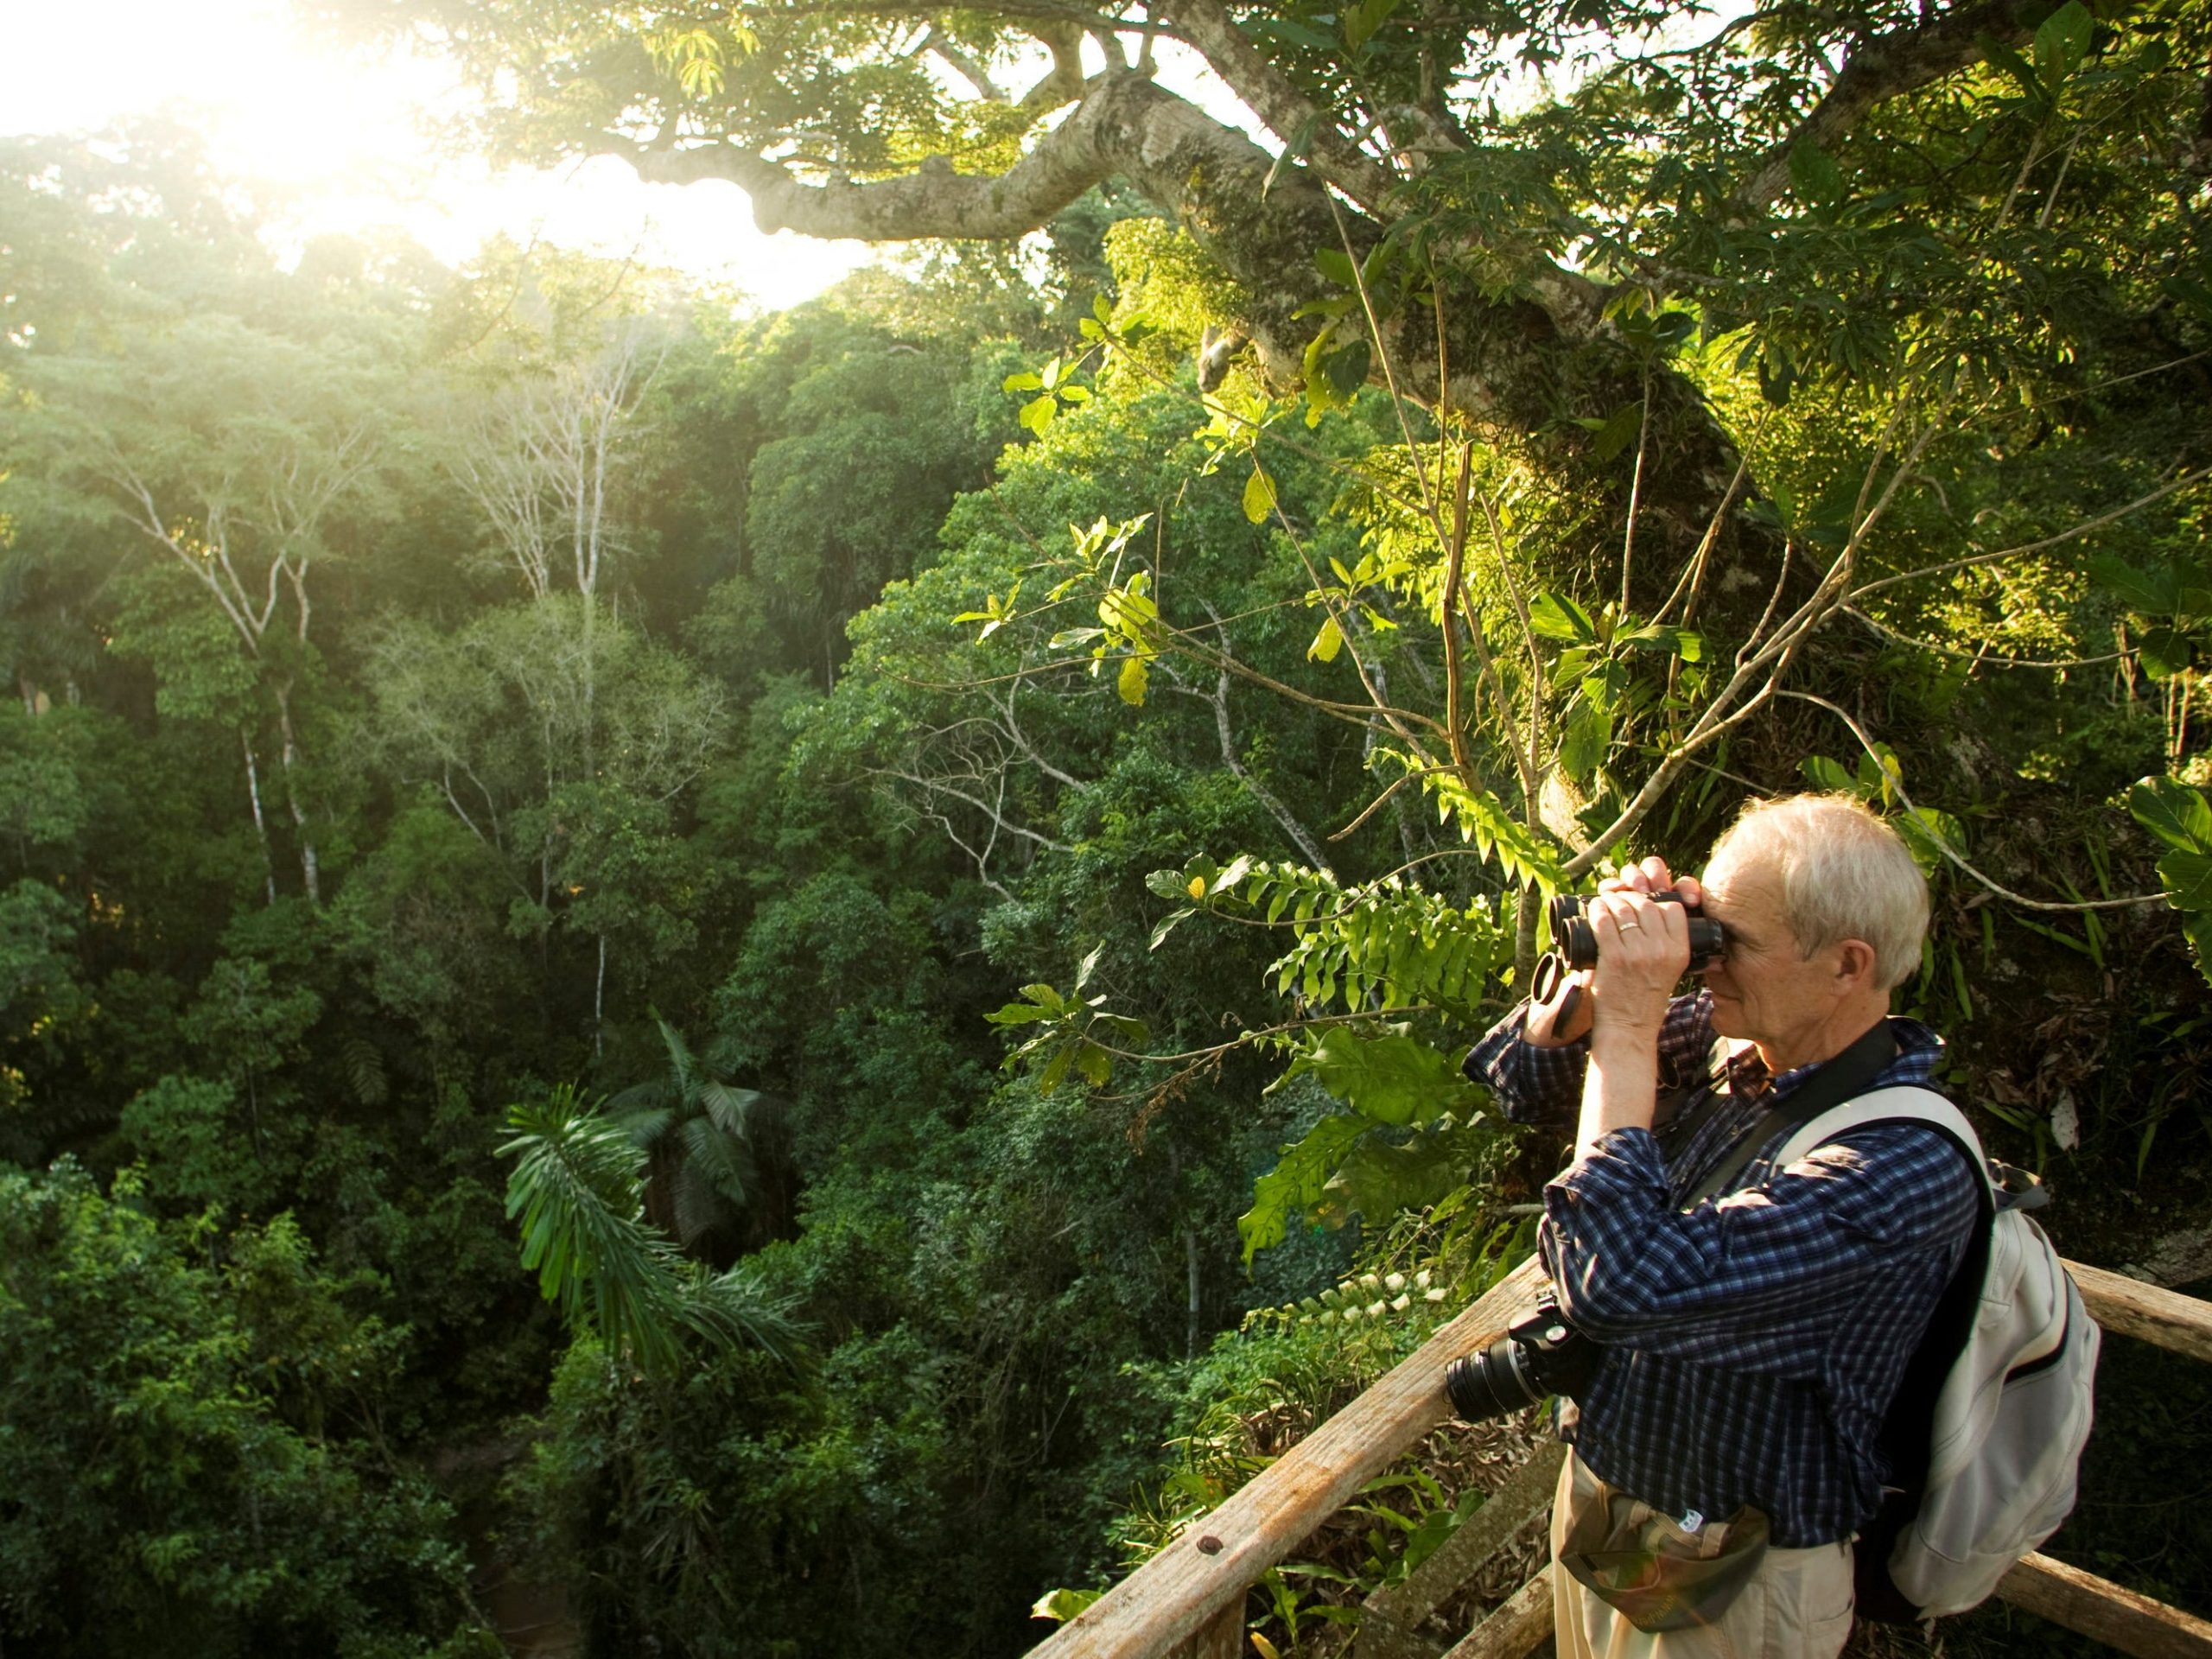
[1550, 1452, 1855, 1659]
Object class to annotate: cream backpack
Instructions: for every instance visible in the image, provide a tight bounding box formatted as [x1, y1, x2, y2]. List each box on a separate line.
[1771, 1088, 2100, 1621]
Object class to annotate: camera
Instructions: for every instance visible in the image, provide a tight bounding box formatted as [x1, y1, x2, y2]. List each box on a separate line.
[1443, 1290, 1603, 1421]
[1528, 890, 1729, 1007]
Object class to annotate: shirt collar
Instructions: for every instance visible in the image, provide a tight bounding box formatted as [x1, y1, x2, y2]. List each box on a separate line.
[1721, 1015, 1943, 1100]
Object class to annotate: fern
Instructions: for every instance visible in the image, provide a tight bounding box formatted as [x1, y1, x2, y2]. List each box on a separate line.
[1370, 750, 1566, 893]
[1222, 861, 1508, 1021]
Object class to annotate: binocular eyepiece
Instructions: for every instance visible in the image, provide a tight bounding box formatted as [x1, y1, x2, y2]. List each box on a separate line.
[1528, 891, 1729, 1006]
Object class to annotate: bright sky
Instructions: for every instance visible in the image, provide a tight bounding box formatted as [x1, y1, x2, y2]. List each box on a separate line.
[3, 0, 1262, 315]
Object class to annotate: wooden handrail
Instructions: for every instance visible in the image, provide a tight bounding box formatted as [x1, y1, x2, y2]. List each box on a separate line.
[1030, 1255, 1549, 1659]
[2065, 1260, 2212, 1364]
[1030, 1252, 2212, 1659]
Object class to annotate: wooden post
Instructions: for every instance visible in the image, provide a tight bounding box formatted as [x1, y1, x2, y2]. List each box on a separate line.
[1029, 1256, 1551, 1659]
[1996, 1553, 2212, 1658]
[1357, 1439, 1567, 1658]
[1439, 1567, 1553, 1659]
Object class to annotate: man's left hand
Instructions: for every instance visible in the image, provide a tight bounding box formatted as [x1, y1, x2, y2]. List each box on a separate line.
[1586, 883, 1692, 1047]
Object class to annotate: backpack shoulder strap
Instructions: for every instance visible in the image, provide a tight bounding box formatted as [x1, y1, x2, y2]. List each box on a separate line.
[1771, 1087, 1998, 1201]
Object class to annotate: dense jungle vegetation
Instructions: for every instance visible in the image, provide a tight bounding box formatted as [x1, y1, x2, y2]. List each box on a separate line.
[4, 0, 2212, 1654]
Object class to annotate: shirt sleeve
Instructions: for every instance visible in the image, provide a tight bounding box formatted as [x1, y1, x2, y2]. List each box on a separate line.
[1465, 990, 1716, 1128]
[1463, 1002, 1588, 1126]
[1538, 1122, 1981, 1376]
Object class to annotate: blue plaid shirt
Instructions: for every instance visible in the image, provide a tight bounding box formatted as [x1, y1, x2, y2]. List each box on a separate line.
[1465, 991, 1980, 1546]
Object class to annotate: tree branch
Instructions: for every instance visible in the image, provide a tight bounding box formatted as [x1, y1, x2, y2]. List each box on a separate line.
[1159, 0, 1396, 211]
[1734, 0, 2055, 213]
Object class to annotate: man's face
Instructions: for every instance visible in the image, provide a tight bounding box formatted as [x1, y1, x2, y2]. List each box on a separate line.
[1693, 848, 1845, 1053]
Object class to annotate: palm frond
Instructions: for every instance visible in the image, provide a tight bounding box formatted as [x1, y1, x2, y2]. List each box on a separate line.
[696, 1081, 761, 1141]
[682, 1262, 809, 1368]
[499, 1084, 800, 1374]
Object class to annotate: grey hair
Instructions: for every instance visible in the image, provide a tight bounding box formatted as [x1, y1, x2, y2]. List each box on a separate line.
[1708, 793, 1930, 988]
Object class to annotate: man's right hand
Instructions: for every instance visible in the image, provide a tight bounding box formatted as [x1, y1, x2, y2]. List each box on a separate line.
[1523, 966, 1593, 1046]
[1522, 856, 1700, 1048]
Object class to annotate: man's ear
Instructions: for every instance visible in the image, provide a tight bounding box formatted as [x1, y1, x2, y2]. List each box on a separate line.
[1834, 938, 1879, 991]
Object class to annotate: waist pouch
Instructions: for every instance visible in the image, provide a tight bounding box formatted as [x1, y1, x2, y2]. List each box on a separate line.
[1558, 1472, 1770, 1633]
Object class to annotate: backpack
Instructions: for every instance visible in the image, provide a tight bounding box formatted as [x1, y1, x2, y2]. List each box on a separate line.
[1770, 1086, 2101, 1623]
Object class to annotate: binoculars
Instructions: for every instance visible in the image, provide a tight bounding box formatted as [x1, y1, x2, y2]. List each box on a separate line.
[1528, 891, 1729, 1007]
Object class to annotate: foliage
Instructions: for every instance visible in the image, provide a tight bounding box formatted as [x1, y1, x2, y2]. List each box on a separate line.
[499, 1085, 806, 1376]
[0, 1161, 479, 1657]
[6, 73, 2212, 1657]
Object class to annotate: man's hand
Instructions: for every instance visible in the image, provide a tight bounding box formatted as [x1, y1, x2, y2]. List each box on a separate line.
[1523, 857, 1706, 1047]
[1573, 856, 1699, 1157]
[1587, 858, 1696, 1046]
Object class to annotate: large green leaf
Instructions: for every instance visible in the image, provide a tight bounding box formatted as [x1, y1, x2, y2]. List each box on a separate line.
[2034, 0, 2094, 87]
[1527, 592, 1596, 642]
[1560, 696, 1612, 783]
[1239, 1113, 1369, 1264]
[2129, 776, 2212, 853]
[2158, 849, 2212, 912]
[1281, 1027, 1477, 1127]
[1324, 1118, 1495, 1232]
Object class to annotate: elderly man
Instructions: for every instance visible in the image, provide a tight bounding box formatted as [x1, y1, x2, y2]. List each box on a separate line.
[1465, 793, 1981, 1658]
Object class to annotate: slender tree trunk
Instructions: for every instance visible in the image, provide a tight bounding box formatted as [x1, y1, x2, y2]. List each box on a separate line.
[1185, 1225, 1202, 1360]
[594, 934, 607, 1060]
[271, 685, 320, 904]
[242, 733, 278, 906]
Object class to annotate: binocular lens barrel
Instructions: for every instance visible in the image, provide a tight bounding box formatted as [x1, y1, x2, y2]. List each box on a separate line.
[1543, 893, 1726, 973]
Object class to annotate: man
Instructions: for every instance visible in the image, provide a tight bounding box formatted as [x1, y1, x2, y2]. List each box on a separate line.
[1465, 793, 1981, 1658]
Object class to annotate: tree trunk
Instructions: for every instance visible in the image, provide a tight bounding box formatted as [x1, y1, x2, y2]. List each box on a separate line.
[242, 734, 278, 906]
[594, 933, 607, 1060]
[271, 685, 320, 905]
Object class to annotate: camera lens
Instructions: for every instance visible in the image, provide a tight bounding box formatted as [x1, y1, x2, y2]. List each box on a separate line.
[1445, 1333, 1543, 1421]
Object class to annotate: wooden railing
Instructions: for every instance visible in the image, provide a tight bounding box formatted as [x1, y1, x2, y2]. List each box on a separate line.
[1028, 1255, 2212, 1659]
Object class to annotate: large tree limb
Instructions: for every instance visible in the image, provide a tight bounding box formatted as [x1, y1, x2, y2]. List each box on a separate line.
[1159, 0, 1397, 212]
[621, 73, 1352, 380]
[1735, 0, 2069, 212]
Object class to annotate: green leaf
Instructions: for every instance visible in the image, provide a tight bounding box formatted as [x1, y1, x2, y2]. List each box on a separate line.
[1211, 854, 1255, 896]
[1799, 753, 1861, 796]
[1238, 1113, 1369, 1264]
[2034, 0, 2093, 87]
[1980, 35, 2048, 105]
[2138, 627, 2193, 680]
[1001, 371, 1044, 392]
[1314, 247, 1358, 287]
[1243, 467, 1279, 524]
[1789, 145, 1846, 207]
[2158, 849, 2212, 911]
[1589, 400, 1643, 464]
[2186, 911, 2212, 988]
[1327, 1118, 1493, 1233]
[1117, 653, 1149, 706]
[2128, 776, 2212, 853]
[1019, 394, 1057, 435]
[1033, 1587, 1103, 1624]
[1149, 907, 1196, 950]
[1344, 0, 1398, 48]
[1560, 696, 1612, 782]
[1322, 338, 1372, 401]
[1618, 623, 1700, 660]
[1527, 592, 1596, 641]
[2088, 556, 2180, 614]
[1308, 615, 1344, 663]
[1282, 1027, 1478, 1127]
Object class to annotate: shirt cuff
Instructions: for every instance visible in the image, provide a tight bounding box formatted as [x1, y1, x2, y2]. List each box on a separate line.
[1545, 1127, 1671, 1221]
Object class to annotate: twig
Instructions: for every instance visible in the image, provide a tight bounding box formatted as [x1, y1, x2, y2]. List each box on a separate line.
[1779, 691, 2166, 912]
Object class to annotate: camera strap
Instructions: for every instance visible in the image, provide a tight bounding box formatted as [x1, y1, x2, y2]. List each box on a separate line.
[1679, 1018, 1898, 1209]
